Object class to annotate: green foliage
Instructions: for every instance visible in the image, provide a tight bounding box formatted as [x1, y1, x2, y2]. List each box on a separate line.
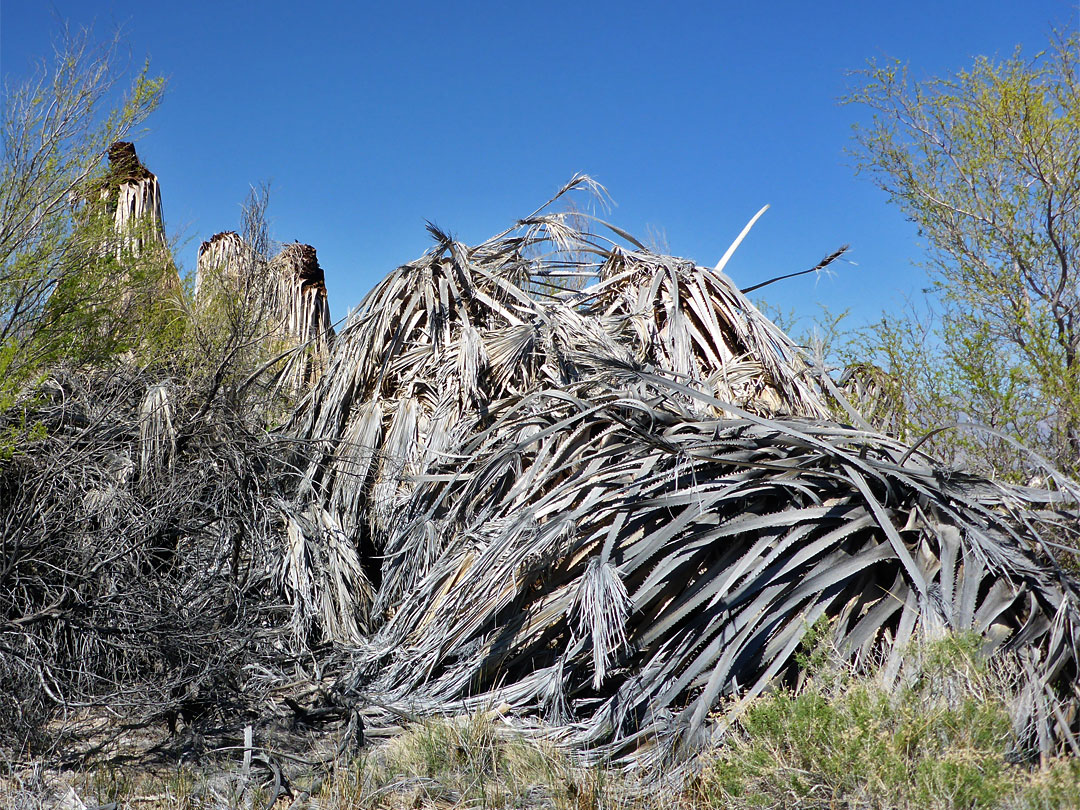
[0, 25, 167, 421]
[794, 615, 833, 674]
[693, 632, 1079, 810]
[42, 214, 183, 362]
[844, 29, 1080, 480]
[1019, 759, 1080, 810]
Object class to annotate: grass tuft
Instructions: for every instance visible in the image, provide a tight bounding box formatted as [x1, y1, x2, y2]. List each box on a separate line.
[690, 632, 1078, 810]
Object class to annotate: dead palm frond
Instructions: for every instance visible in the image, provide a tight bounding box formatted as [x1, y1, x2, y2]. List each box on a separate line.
[138, 379, 175, 486]
[285, 179, 1080, 764]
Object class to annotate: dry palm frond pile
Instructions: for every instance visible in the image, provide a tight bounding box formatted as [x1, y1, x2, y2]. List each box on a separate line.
[286, 177, 1080, 764]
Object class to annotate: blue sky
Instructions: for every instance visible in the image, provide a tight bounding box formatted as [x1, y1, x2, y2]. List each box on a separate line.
[1, 1, 1075, 327]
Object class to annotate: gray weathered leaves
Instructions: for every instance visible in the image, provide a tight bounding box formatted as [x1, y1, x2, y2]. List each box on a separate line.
[284, 183, 1080, 762]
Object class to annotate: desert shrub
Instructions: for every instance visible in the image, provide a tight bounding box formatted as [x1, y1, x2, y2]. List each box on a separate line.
[692, 632, 1079, 810]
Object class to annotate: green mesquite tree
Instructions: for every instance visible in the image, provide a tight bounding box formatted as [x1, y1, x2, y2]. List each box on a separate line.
[0, 26, 165, 410]
[845, 30, 1080, 479]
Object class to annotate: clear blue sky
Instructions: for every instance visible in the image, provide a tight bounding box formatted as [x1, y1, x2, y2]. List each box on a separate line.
[1, 0, 1075, 327]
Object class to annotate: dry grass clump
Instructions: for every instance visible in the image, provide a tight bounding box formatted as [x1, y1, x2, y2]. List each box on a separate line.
[324, 714, 585, 809]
